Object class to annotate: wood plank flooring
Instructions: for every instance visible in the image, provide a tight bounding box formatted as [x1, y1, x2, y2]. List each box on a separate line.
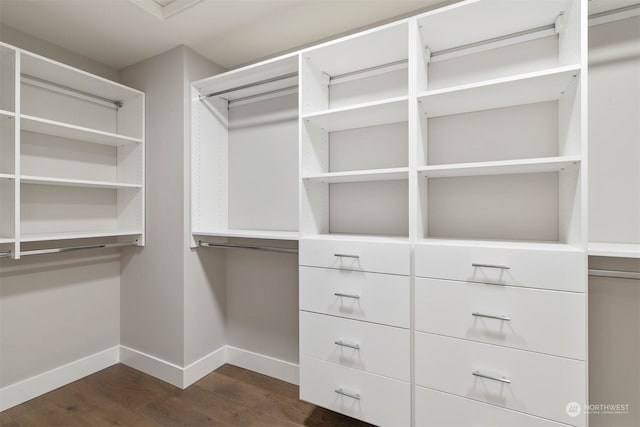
[1, 364, 373, 427]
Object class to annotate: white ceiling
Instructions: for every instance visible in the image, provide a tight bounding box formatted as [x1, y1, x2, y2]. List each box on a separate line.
[0, 0, 447, 71]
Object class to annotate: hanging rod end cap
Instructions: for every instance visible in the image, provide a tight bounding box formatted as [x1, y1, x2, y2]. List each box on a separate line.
[115, 100, 124, 108]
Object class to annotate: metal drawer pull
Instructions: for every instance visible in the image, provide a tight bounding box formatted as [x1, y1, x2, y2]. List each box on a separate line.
[334, 253, 360, 259]
[334, 292, 360, 299]
[335, 388, 361, 400]
[472, 370, 511, 384]
[334, 340, 360, 350]
[472, 263, 510, 270]
[472, 312, 511, 321]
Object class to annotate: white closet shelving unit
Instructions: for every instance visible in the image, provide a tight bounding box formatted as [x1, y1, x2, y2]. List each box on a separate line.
[588, 0, 640, 259]
[191, 53, 299, 242]
[0, 42, 145, 259]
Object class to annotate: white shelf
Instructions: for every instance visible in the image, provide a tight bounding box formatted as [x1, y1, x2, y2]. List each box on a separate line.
[589, 242, 640, 258]
[0, 237, 15, 244]
[418, 65, 581, 118]
[590, 0, 640, 16]
[304, 233, 409, 243]
[0, 109, 15, 119]
[0, 173, 15, 180]
[20, 50, 143, 102]
[193, 229, 299, 241]
[418, 238, 584, 253]
[303, 167, 409, 183]
[21, 115, 142, 146]
[302, 96, 408, 132]
[419, 156, 581, 178]
[21, 175, 142, 190]
[417, 0, 566, 53]
[20, 230, 142, 243]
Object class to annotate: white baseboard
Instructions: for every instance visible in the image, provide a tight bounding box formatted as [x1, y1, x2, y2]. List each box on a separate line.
[0, 346, 119, 412]
[1, 344, 297, 411]
[226, 346, 299, 385]
[119, 345, 184, 388]
[182, 346, 227, 388]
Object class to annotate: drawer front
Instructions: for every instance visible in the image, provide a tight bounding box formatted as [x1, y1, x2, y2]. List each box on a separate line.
[415, 278, 586, 359]
[300, 266, 410, 328]
[300, 311, 410, 381]
[415, 332, 586, 426]
[415, 243, 586, 292]
[300, 356, 410, 427]
[300, 238, 410, 275]
[415, 386, 568, 427]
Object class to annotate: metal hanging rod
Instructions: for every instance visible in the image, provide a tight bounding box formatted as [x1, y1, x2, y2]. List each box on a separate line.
[199, 240, 298, 254]
[199, 72, 299, 100]
[589, 4, 640, 26]
[328, 59, 408, 85]
[0, 240, 138, 259]
[589, 269, 640, 281]
[228, 85, 298, 108]
[22, 74, 123, 109]
[428, 22, 559, 63]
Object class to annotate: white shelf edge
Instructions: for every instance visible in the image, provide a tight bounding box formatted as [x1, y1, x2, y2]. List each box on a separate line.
[0, 173, 16, 180]
[417, 64, 582, 99]
[589, 242, 640, 258]
[20, 231, 143, 243]
[418, 156, 581, 178]
[417, 238, 584, 252]
[21, 114, 142, 146]
[20, 175, 142, 189]
[0, 238, 15, 244]
[302, 95, 408, 120]
[302, 233, 410, 243]
[193, 229, 299, 241]
[303, 167, 409, 183]
[0, 109, 15, 118]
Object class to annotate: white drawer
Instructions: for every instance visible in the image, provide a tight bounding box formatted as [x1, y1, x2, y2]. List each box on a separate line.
[300, 266, 409, 328]
[415, 386, 568, 427]
[300, 311, 410, 381]
[415, 242, 586, 292]
[300, 356, 410, 427]
[300, 238, 410, 275]
[415, 332, 586, 426]
[415, 278, 586, 359]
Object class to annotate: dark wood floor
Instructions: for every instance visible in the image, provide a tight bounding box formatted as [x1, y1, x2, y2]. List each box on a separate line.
[1, 364, 373, 427]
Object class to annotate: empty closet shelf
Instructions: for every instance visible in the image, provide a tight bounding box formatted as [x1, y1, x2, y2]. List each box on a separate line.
[193, 229, 299, 240]
[588, 242, 640, 258]
[20, 175, 142, 189]
[418, 157, 581, 178]
[0, 109, 15, 119]
[21, 115, 142, 146]
[302, 96, 408, 131]
[0, 173, 15, 180]
[417, 65, 581, 118]
[303, 168, 409, 183]
[20, 230, 142, 242]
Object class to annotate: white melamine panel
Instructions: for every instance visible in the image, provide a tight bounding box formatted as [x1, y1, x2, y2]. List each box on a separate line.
[302, 21, 408, 77]
[0, 117, 15, 174]
[299, 266, 409, 327]
[415, 332, 586, 426]
[330, 122, 408, 172]
[300, 311, 409, 381]
[300, 237, 410, 274]
[330, 180, 408, 237]
[329, 68, 407, 110]
[304, 168, 408, 183]
[21, 115, 141, 146]
[20, 176, 140, 190]
[419, 157, 580, 178]
[302, 96, 407, 132]
[20, 184, 117, 235]
[415, 241, 585, 292]
[589, 16, 640, 245]
[417, 0, 568, 53]
[427, 35, 559, 90]
[415, 277, 586, 359]
[0, 179, 14, 240]
[228, 93, 298, 232]
[588, 242, 640, 258]
[418, 66, 580, 118]
[415, 387, 568, 427]
[21, 84, 119, 135]
[300, 356, 410, 427]
[426, 101, 559, 165]
[425, 172, 560, 242]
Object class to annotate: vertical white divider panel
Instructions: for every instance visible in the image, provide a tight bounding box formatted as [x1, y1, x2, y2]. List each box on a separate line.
[14, 50, 20, 259]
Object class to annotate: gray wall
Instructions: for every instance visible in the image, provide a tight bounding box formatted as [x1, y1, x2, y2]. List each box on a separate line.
[0, 29, 121, 388]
